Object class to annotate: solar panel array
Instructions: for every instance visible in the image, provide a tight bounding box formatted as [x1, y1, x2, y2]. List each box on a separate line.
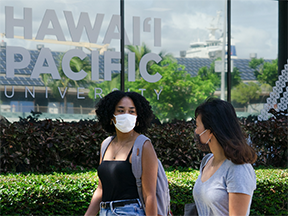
[233, 59, 256, 80]
[175, 57, 269, 81]
[0, 47, 273, 87]
[0, 48, 45, 86]
[0, 76, 43, 86]
[176, 58, 214, 76]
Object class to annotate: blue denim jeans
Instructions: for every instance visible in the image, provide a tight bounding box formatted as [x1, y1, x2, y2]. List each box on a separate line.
[99, 199, 145, 216]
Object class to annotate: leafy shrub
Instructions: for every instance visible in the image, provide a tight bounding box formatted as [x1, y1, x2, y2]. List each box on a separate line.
[0, 111, 287, 173]
[0, 170, 97, 215]
[239, 110, 288, 168]
[1, 116, 109, 173]
[0, 168, 287, 215]
[0, 117, 203, 173]
[146, 120, 203, 169]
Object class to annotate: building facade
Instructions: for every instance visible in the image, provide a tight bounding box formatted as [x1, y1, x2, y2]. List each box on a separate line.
[0, 0, 286, 122]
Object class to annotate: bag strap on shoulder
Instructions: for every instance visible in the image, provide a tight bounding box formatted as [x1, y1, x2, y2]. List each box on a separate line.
[131, 134, 150, 210]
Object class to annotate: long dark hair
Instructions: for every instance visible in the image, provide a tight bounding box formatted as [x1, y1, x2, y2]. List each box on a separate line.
[195, 98, 257, 164]
[96, 91, 153, 133]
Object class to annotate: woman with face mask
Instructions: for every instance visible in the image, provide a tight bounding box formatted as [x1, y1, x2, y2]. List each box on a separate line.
[192, 98, 257, 216]
[85, 91, 158, 216]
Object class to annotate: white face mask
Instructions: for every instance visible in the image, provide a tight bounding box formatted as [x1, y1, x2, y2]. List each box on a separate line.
[113, 114, 137, 133]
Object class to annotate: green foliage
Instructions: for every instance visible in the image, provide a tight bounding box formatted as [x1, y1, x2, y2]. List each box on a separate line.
[197, 58, 241, 89]
[231, 82, 261, 106]
[1, 112, 287, 215]
[240, 113, 288, 168]
[1, 111, 287, 173]
[127, 58, 216, 121]
[126, 43, 152, 79]
[87, 43, 174, 102]
[0, 171, 98, 215]
[46, 55, 96, 112]
[50, 55, 94, 95]
[260, 83, 273, 93]
[0, 117, 109, 173]
[250, 169, 288, 215]
[0, 117, 202, 173]
[146, 120, 202, 169]
[197, 64, 220, 88]
[230, 67, 242, 87]
[249, 58, 278, 87]
[88, 73, 121, 101]
[249, 58, 265, 71]
[197, 59, 220, 93]
[166, 168, 200, 214]
[1, 169, 287, 215]
[125, 43, 174, 80]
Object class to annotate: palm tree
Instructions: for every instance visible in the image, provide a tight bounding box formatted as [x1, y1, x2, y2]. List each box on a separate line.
[88, 43, 175, 98]
[125, 43, 175, 80]
[49, 55, 94, 113]
[125, 43, 152, 79]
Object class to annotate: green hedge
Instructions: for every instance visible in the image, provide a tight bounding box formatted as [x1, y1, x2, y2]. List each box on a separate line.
[0, 118, 203, 173]
[1, 111, 287, 173]
[1, 168, 287, 215]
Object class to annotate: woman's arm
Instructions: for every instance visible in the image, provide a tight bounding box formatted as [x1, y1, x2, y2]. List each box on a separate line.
[229, 193, 251, 216]
[141, 140, 158, 216]
[85, 141, 105, 216]
[84, 181, 103, 216]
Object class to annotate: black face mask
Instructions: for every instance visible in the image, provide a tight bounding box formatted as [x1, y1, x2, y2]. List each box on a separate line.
[194, 130, 211, 152]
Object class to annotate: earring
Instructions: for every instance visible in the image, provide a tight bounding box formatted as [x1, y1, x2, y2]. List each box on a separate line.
[110, 120, 112, 125]
[137, 122, 139, 126]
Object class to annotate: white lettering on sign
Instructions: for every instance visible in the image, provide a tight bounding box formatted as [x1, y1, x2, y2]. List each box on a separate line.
[25, 86, 35, 98]
[5, 7, 32, 39]
[58, 87, 68, 99]
[4, 86, 14, 98]
[62, 49, 88, 80]
[6, 46, 30, 78]
[30, 47, 60, 79]
[154, 89, 163, 100]
[77, 87, 85, 99]
[3, 6, 165, 101]
[5, 47, 162, 83]
[104, 51, 121, 81]
[140, 53, 162, 83]
[35, 9, 66, 41]
[5, 6, 161, 46]
[3, 86, 163, 100]
[64, 11, 104, 43]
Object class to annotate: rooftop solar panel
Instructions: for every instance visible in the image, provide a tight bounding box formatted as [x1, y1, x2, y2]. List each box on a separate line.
[0, 76, 44, 86]
[0, 48, 276, 86]
[0, 80, 9, 85]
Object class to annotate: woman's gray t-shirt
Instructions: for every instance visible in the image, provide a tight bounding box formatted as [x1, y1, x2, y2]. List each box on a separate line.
[193, 153, 256, 216]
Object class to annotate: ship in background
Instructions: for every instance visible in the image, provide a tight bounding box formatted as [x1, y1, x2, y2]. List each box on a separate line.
[181, 11, 237, 59]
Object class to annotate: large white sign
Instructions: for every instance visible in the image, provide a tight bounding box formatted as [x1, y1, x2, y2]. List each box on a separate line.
[4, 6, 163, 83]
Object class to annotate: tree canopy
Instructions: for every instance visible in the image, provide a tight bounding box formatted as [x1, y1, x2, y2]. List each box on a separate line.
[197, 58, 242, 90]
[48, 55, 94, 112]
[127, 58, 216, 121]
[249, 58, 278, 87]
[231, 82, 261, 108]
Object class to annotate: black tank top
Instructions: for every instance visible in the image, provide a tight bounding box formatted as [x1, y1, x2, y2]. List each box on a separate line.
[97, 147, 139, 202]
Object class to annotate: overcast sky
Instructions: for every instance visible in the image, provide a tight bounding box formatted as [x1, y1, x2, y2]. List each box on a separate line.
[0, 0, 278, 59]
